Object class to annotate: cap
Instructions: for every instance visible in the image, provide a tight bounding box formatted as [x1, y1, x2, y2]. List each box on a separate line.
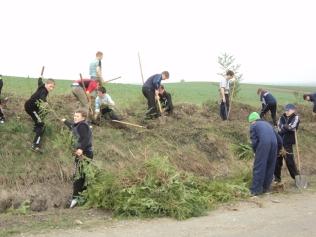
[248, 112, 260, 123]
[284, 104, 296, 111]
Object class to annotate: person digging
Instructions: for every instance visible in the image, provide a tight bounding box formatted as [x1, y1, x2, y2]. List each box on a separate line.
[248, 112, 282, 196]
[142, 71, 169, 119]
[303, 93, 316, 116]
[24, 77, 55, 153]
[257, 88, 278, 126]
[219, 70, 236, 121]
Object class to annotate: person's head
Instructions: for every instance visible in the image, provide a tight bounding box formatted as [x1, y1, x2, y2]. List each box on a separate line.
[257, 88, 263, 95]
[96, 51, 103, 60]
[226, 70, 235, 80]
[95, 79, 102, 89]
[248, 112, 260, 124]
[97, 86, 106, 97]
[162, 71, 169, 80]
[158, 85, 165, 94]
[45, 79, 55, 92]
[303, 94, 311, 101]
[74, 109, 88, 123]
[284, 104, 296, 116]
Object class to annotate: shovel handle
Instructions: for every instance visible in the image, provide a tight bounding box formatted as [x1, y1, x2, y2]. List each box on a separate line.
[294, 130, 302, 172]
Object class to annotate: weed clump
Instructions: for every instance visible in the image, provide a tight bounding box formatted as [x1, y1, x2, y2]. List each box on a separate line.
[83, 157, 250, 220]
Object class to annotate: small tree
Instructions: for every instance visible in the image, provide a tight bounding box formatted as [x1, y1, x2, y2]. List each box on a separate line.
[217, 53, 243, 98]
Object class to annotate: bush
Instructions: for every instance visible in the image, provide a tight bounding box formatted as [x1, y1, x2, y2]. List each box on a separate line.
[83, 157, 250, 220]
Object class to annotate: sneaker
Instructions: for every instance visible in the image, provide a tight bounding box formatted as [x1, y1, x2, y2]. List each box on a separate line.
[31, 145, 43, 154]
[70, 199, 78, 208]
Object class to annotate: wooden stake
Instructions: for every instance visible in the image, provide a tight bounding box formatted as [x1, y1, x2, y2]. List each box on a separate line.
[111, 120, 146, 129]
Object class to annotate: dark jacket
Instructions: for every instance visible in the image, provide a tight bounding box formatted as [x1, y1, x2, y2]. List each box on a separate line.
[250, 119, 278, 152]
[278, 113, 300, 145]
[143, 74, 162, 90]
[308, 93, 316, 113]
[25, 82, 49, 112]
[64, 120, 93, 153]
[260, 91, 277, 105]
[159, 91, 173, 113]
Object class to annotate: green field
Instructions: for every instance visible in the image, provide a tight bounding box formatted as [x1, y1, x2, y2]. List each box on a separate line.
[3, 76, 316, 108]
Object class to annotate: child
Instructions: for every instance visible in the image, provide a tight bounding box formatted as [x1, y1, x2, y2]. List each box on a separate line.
[257, 88, 278, 126]
[71, 78, 101, 115]
[24, 78, 55, 152]
[274, 104, 300, 183]
[94, 86, 119, 121]
[248, 112, 281, 196]
[89, 51, 103, 80]
[142, 71, 169, 119]
[219, 70, 236, 120]
[0, 75, 5, 123]
[158, 85, 173, 114]
[303, 93, 316, 114]
[61, 109, 93, 208]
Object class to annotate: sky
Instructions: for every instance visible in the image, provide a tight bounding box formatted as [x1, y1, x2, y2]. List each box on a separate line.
[0, 0, 315, 85]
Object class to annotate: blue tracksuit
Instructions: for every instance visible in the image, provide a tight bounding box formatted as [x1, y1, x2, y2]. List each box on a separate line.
[250, 119, 279, 195]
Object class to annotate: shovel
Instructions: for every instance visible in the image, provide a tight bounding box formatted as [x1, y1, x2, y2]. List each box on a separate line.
[294, 130, 308, 189]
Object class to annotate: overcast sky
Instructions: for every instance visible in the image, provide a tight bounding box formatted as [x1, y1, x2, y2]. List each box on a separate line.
[0, 0, 315, 84]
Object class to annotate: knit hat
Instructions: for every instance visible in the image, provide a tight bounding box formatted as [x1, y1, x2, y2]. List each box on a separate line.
[284, 104, 296, 111]
[248, 112, 260, 123]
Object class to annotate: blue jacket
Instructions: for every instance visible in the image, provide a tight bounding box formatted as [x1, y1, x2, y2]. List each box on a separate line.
[143, 74, 162, 90]
[260, 91, 277, 105]
[278, 113, 300, 145]
[250, 120, 280, 152]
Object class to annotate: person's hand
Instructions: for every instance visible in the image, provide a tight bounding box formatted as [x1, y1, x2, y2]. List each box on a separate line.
[222, 97, 226, 103]
[155, 95, 160, 101]
[75, 149, 83, 157]
[61, 118, 66, 122]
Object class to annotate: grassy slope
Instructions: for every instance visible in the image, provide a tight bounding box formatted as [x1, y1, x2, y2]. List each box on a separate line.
[1, 77, 316, 229]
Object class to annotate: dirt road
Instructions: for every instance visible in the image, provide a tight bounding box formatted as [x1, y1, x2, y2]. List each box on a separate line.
[25, 191, 316, 237]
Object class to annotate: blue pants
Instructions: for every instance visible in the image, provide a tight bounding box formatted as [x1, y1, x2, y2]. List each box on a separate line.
[251, 142, 277, 195]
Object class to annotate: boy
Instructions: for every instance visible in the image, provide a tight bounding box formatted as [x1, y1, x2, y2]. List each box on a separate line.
[142, 71, 169, 119]
[24, 78, 55, 152]
[71, 78, 101, 114]
[89, 51, 103, 80]
[94, 86, 120, 121]
[303, 93, 316, 114]
[219, 70, 236, 120]
[274, 104, 300, 183]
[257, 88, 278, 126]
[248, 112, 282, 196]
[61, 110, 93, 208]
[158, 85, 173, 114]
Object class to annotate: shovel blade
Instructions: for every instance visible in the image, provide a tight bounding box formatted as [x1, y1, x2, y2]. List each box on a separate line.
[295, 175, 308, 189]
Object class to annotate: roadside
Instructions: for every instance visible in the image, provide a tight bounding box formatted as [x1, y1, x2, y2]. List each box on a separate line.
[2, 178, 315, 237]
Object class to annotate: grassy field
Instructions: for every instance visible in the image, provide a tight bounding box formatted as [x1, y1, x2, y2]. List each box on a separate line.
[3, 76, 316, 108]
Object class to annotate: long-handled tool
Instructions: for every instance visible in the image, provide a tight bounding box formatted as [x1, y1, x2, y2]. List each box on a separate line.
[104, 76, 122, 83]
[227, 80, 236, 120]
[79, 73, 94, 115]
[111, 119, 146, 129]
[40, 66, 45, 77]
[138, 52, 145, 84]
[294, 130, 308, 189]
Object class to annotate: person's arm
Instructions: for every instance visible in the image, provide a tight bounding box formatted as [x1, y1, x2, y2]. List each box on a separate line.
[250, 125, 258, 152]
[61, 119, 73, 130]
[219, 79, 226, 102]
[106, 94, 115, 106]
[38, 77, 44, 87]
[284, 115, 299, 131]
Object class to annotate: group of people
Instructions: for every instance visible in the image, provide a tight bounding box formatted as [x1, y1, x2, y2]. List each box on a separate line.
[1, 51, 316, 205]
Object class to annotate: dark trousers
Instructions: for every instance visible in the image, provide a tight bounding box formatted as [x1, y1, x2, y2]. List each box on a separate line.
[25, 104, 45, 146]
[251, 142, 277, 195]
[101, 107, 119, 120]
[73, 149, 93, 198]
[0, 79, 3, 96]
[220, 94, 230, 120]
[142, 87, 158, 116]
[274, 143, 299, 181]
[260, 103, 277, 126]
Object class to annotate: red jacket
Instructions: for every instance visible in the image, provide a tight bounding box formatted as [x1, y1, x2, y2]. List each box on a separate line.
[75, 79, 98, 94]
